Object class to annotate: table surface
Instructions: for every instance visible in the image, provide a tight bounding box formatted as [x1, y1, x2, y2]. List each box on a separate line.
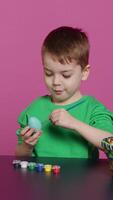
[0, 156, 113, 200]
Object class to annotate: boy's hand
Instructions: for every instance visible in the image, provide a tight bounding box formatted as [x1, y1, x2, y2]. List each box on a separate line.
[20, 126, 42, 147]
[49, 109, 76, 129]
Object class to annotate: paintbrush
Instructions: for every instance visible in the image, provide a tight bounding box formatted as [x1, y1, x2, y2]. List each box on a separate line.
[17, 99, 86, 135]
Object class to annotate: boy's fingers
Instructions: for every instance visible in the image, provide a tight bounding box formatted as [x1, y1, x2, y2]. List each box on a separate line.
[27, 131, 41, 142]
[21, 126, 30, 136]
[22, 128, 36, 139]
[26, 139, 37, 146]
[25, 131, 42, 145]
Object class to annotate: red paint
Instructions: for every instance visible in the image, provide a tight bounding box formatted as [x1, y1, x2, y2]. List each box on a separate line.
[52, 165, 61, 174]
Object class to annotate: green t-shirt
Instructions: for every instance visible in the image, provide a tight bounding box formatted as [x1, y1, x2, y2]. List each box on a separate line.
[16, 95, 113, 158]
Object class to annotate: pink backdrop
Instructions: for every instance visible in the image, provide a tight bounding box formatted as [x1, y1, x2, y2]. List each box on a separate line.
[0, 0, 113, 157]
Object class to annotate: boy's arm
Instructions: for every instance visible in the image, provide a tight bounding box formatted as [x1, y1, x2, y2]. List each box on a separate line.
[15, 142, 33, 156]
[49, 109, 113, 149]
[69, 118, 112, 149]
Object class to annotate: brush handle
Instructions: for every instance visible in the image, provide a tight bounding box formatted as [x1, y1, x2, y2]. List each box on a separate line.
[66, 99, 86, 111]
[43, 99, 86, 126]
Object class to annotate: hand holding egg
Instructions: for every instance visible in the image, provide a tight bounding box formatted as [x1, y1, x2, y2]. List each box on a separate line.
[19, 116, 42, 147]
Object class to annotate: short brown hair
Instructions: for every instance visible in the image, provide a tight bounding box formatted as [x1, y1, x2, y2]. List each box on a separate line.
[41, 26, 90, 69]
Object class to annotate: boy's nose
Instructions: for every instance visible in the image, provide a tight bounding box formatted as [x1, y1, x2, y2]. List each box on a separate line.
[52, 75, 61, 85]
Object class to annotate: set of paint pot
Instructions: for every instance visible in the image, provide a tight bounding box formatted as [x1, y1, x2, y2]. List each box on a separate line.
[12, 160, 61, 174]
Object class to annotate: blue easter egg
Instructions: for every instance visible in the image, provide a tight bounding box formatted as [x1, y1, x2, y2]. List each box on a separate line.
[28, 117, 42, 131]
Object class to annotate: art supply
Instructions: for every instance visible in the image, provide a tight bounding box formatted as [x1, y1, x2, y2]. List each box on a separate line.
[42, 99, 86, 126]
[16, 116, 42, 136]
[44, 164, 52, 173]
[28, 162, 36, 170]
[28, 117, 42, 131]
[12, 160, 21, 168]
[66, 99, 86, 111]
[52, 165, 61, 174]
[20, 161, 28, 169]
[108, 138, 113, 145]
[36, 163, 44, 172]
[12, 160, 61, 175]
[101, 137, 113, 152]
[101, 137, 113, 172]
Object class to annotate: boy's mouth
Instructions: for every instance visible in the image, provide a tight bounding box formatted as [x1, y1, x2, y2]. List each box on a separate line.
[53, 90, 63, 95]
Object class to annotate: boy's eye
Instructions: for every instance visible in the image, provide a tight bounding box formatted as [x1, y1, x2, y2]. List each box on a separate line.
[62, 74, 71, 78]
[45, 72, 53, 76]
[44, 71, 72, 78]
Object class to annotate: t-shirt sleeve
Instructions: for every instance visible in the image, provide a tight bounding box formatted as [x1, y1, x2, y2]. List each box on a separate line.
[16, 110, 28, 144]
[89, 103, 113, 134]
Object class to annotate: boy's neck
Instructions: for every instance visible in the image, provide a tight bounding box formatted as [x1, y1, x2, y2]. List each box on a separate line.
[51, 91, 83, 106]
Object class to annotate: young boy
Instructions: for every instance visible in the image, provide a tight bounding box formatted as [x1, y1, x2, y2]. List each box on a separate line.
[15, 26, 113, 158]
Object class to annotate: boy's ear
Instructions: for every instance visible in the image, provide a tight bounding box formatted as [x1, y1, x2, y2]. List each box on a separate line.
[81, 65, 90, 81]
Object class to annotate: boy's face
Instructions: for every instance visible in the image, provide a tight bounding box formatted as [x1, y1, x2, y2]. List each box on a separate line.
[43, 53, 89, 105]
